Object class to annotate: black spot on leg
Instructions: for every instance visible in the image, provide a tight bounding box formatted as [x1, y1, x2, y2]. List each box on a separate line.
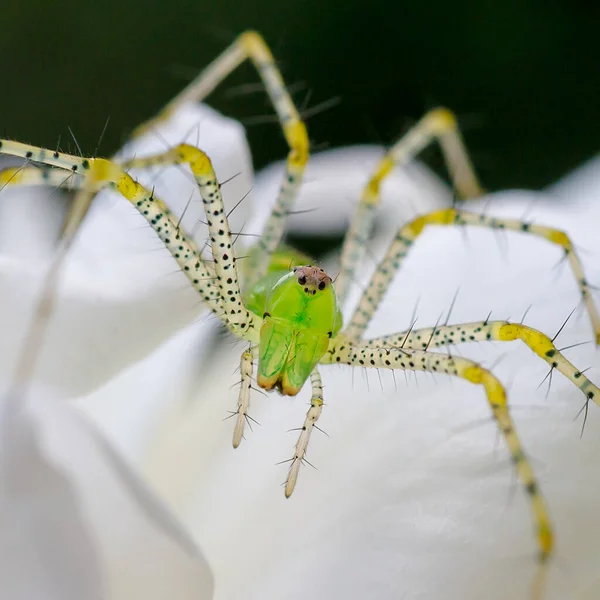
[526, 482, 538, 495]
[511, 450, 524, 464]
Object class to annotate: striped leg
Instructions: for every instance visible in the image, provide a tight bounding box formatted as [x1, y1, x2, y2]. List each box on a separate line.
[284, 367, 324, 497]
[0, 141, 247, 333]
[343, 207, 600, 343]
[322, 341, 553, 567]
[232, 346, 259, 448]
[336, 108, 483, 303]
[364, 321, 600, 409]
[131, 31, 309, 288]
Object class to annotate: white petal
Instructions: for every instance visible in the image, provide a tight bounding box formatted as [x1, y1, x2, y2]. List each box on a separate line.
[0, 388, 214, 600]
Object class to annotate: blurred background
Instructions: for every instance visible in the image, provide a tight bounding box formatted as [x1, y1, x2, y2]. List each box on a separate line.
[0, 0, 598, 192]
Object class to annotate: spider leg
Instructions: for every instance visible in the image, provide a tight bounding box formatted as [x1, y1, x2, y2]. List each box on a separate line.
[110, 142, 262, 336]
[232, 346, 259, 448]
[284, 366, 324, 498]
[365, 320, 600, 409]
[322, 340, 553, 567]
[336, 109, 483, 302]
[0, 141, 252, 332]
[343, 207, 600, 343]
[0, 165, 83, 191]
[131, 31, 309, 287]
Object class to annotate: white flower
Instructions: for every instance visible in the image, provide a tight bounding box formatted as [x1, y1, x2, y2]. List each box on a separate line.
[2, 103, 600, 600]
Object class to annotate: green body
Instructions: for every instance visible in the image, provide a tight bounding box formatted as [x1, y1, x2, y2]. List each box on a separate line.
[243, 246, 343, 396]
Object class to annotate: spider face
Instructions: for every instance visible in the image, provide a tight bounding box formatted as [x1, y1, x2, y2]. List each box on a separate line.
[293, 265, 332, 295]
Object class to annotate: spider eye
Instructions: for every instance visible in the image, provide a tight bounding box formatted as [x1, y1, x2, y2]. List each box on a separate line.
[318, 281, 326, 290]
[298, 275, 307, 285]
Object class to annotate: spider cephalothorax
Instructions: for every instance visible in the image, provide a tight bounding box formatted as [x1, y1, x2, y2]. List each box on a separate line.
[253, 263, 340, 396]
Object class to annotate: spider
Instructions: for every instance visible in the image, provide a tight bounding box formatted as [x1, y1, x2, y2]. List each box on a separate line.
[1, 31, 599, 597]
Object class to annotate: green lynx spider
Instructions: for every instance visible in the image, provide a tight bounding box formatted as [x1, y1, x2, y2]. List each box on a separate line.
[1, 30, 599, 595]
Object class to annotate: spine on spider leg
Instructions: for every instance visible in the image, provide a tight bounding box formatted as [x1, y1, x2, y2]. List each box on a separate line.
[422, 108, 484, 200]
[323, 340, 554, 563]
[139, 42, 247, 134]
[239, 33, 310, 287]
[233, 347, 255, 448]
[0, 166, 83, 190]
[336, 108, 483, 304]
[285, 367, 324, 498]
[0, 140, 91, 174]
[454, 210, 600, 344]
[336, 197, 380, 305]
[79, 157, 231, 327]
[246, 120, 308, 287]
[344, 220, 419, 341]
[344, 206, 600, 345]
[130, 31, 310, 290]
[109, 142, 262, 339]
[366, 320, 600, 409]
[174, 145, 260, 337]
[496, 322, 600, 407]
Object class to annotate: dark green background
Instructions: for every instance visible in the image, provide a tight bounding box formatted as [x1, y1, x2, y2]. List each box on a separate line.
[1, 0, 598, 191]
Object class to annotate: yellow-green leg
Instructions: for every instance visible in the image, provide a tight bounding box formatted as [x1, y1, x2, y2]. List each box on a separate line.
[344, 207, 600, 343]
[0, 141, 236, 328]
[0, 165, 83, 190]
[336, 109, 484, 303]
[284, 366, 324, 498]
[321, 340, 553, 572]
[231, 346, 259, 448]
[365, 320, 600, 409]
[131, 31, 309, 288]
[114, 142, 263, 336]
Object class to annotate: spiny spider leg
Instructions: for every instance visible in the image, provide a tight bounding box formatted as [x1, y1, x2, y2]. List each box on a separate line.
[131, 31, 309, 289]
[233, 346, 259, 448]
[0, 140, 236, 328]
[0, 165, 84, 191]
[336, 108, 483, 302]
[364, 321, 600, 408]
[322, 341, 553, 564]
[113, 142, 260, 335]
[285, 366, 324, 497]
[344, 207, 600, 343]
